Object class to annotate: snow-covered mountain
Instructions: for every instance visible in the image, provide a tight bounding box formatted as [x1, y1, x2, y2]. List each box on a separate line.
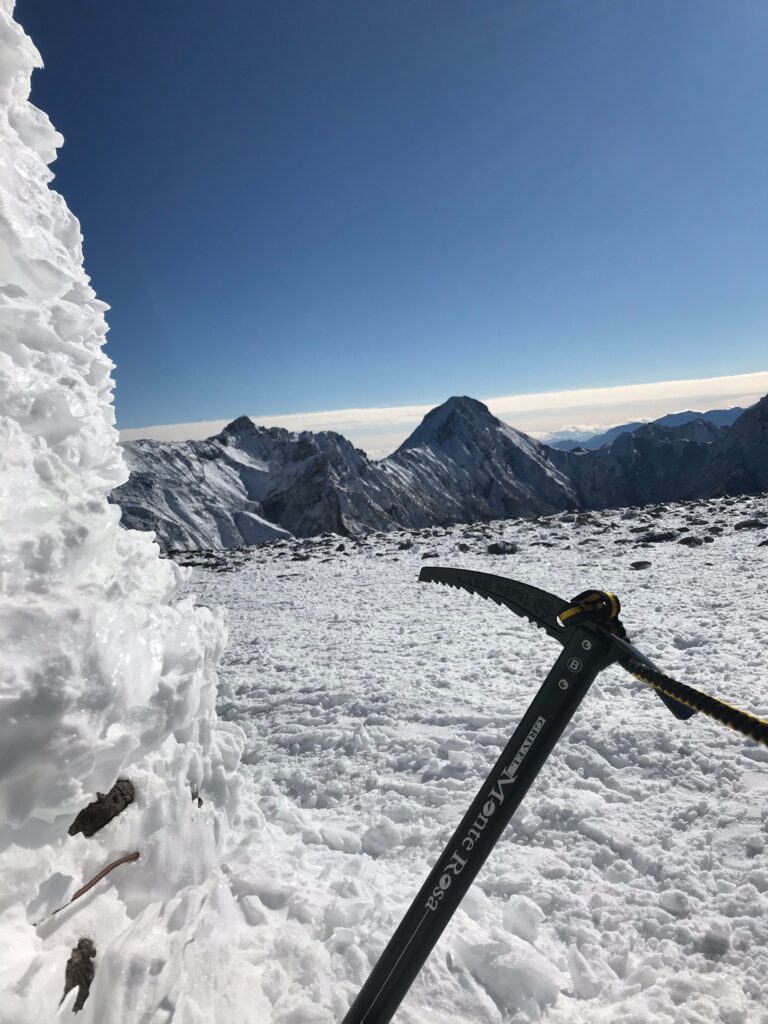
[112, 395, 766, 549]
[384, 396, 577, 522]
[560, 419, 725, 509]
[113, 397, 581, 548]
[115, 414, 420, 549]
[547, 406, 744, 451]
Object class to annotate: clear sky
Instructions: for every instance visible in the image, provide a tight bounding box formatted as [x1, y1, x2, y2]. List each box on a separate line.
[17, 0, 768, 438]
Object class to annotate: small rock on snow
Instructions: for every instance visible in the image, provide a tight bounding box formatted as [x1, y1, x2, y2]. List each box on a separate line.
[67, 779, 135, 838]
[487, 541, 518, 555]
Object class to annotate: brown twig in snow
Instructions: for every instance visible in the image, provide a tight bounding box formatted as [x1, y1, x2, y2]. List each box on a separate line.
[37, 852, 140, 925]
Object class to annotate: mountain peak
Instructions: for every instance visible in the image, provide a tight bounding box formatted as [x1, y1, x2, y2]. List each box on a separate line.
[440, 395, 490, 415]
[395, 396, 498, 452]
[220, 415, 256, 436]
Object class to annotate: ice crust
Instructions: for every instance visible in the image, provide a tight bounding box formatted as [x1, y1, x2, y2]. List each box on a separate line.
[0, 5, 242, 1020]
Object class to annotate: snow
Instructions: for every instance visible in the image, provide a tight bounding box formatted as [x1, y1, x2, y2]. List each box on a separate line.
[0, 5, 241, 1021]
[182, 495, 768, 1023]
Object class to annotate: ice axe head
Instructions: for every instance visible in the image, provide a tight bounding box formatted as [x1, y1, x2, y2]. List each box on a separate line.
[418, 566, 694, 721]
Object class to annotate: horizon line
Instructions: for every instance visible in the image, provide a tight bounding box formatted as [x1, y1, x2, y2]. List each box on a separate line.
[118, 368, 768, 457]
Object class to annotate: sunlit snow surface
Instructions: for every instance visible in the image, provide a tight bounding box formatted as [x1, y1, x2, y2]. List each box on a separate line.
[185, 497, 768, 1024]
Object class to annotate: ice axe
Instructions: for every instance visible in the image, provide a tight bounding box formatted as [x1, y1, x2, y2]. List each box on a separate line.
[341, 567, 768, 1024]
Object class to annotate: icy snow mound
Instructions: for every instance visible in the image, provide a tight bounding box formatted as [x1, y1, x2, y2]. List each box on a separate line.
[0, 5, 242, 1021]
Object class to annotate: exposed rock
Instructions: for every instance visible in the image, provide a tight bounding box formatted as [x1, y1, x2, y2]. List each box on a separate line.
[60, 939, 96, 1013]
[640, 531, 679, 544]
[487, 541, 518, 555]
[678, 536, 704, 547]
[68, 779, 135, 838]
[630, 561, 652, 570]
[734, 519, 766, 531]
[698, 394, 768, 497]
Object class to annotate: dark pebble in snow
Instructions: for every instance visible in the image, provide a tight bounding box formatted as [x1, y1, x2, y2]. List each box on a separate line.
[68, 779, 134, 838]
[61, 939, 96, 1013]
[487, 541, 518, 555]
[735, 519, 766, 530]
[630, 561, 652, 570]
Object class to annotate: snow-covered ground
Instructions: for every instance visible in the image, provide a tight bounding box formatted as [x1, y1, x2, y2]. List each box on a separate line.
[182, 494, 768, 1023]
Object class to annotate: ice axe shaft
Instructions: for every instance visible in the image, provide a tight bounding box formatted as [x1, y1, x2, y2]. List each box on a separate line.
[340, 625, 614, 1024]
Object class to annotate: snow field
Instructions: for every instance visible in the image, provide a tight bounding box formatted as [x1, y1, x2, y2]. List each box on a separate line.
[189, 495, 768, 1023]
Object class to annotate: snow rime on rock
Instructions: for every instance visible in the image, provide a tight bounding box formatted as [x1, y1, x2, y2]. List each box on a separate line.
[0, 5, 243, 1021]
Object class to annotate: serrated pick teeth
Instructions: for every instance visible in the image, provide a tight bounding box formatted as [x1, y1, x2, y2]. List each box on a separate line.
[422, 571, 546, 633]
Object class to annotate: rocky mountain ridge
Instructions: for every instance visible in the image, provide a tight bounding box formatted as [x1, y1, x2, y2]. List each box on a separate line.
[547, 406, 745, 450]
[111, 393, 768, 550]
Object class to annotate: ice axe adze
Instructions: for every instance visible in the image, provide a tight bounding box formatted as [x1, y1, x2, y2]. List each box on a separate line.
[341, 567, 768, 1024]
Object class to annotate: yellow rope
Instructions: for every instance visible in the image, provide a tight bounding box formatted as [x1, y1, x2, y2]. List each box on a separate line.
[622, 658, 768, 748]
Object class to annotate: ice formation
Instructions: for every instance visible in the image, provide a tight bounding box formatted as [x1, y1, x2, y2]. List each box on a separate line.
[0, 3, 242, 1019]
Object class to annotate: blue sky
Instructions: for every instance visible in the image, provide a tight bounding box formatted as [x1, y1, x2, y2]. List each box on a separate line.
[18, 0, 768, 439]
